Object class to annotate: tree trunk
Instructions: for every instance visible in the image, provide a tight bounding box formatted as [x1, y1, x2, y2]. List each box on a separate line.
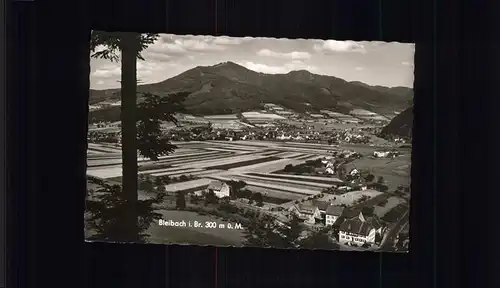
[120, 33, 139, 241]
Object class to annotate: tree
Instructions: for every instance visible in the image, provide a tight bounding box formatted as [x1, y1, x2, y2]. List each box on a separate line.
[176, 192, 186, 209]
[154, 176, 163, 187]
[190, 194, 200, 205]
[90, 31, 159, 241]
[237, 188, 253, 199]
[227, 180, 247, 198]
[364, 174, 375, 182]
[204, 190, 219, 205]
[276, 214, 303, 248]
[179, 175, 190, 182]
[299, 230, 339, 250]
[136, 92, 188, 161]
[139, 177, 155, 193]
[379, 185, 389, 192]
[377, 176, 385, 184]
[85, 178, 165, 243]
[155, 185, 166, 194]
[159, 175, 171, 185]
[252, 192, 264, 207]
[284, 164, 294, 172]
[242, 213, 305, 249]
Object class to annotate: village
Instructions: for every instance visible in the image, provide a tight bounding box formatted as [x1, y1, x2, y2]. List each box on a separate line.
[180, 148, 410, 251]
[89, 102, 410, 146]
[87, 107, 411, 251]
[87, 101, 410, 251]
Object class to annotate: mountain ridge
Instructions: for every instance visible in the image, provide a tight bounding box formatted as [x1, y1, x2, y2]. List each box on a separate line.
[89, 61, 413, 117]
[381, 106, 413, 137]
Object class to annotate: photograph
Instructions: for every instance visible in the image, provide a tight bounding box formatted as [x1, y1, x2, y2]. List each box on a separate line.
[85, 31, 413, 252]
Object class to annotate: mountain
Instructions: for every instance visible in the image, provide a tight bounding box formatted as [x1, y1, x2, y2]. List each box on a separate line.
[381, 106, 413, 137]
[89, 61, 413, 118]
[350, 81, 413, 100]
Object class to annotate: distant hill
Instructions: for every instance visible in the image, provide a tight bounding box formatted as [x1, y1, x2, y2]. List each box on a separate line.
[349, 81, 413, 101]
[89, 62, 413, 120]
[381, 106, 413, 137]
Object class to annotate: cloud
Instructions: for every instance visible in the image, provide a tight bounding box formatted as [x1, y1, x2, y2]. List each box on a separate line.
[401, 61, 413, 66]
[257, 49, 312, 60]
[285, 60, 317, 71]
[239, 60, 317, 74]
[313, 40, 366, 53]
[146, 35, 228, 55]
[136, 61, 164, 78]
[91, 61, 167, 80]
[143, 51, 171, 62]
[212, 36, 244, 45]
[146, 41, 186, 54]
[241, 62, 287, 74]
[176, 39, 225, 52]
[91, 64, 121, 78]
[355, 67, 364, 71]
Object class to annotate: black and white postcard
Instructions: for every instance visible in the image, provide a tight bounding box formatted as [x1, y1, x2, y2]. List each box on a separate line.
[86, 32, 413, 252]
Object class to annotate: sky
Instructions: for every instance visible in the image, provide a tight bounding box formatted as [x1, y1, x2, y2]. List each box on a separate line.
[90, 33, 415, 90]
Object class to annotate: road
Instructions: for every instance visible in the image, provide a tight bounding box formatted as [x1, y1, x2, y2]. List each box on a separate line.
[379, 209, 409, 250]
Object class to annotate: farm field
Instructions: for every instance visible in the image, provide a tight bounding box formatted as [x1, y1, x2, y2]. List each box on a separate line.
[374, 196, 407, 218]
[86, 139, 410, 207]
[247, 172, 343, 184]
[233, 173, 333, 189]
[245, 186, 305, 201]
[343, 155, 411, 190]
[319, 189, 383, 206]
[207, 174, 321, 195]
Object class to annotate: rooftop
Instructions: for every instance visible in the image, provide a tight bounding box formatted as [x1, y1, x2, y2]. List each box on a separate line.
[312, 200, 330, 211]
[295, 203, 318, 215]
[207, 180, 225, 191]
[339, 215, 383, 236]
[326, 205, 344, 216]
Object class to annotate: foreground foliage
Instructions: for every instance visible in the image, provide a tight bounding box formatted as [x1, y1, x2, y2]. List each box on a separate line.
[85, 178, 165, 243]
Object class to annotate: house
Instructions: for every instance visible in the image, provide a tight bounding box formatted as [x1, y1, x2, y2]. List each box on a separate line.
[325, 167, 335, 175]
[289, 202, 321, 224]
[321, 156, 333, 164]
[349, 168, 360, 177]
[326, 161, 335, 169]
[338, 211, 384, 246]
[325, 205, 344, 226]
[205, 180, 231, 198]
[373, 151, 390, 158]
[312, 200, 331, 218]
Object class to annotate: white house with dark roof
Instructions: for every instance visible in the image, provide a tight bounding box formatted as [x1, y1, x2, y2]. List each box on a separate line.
[205, 180, 230, 198]
[373, 151, 390, 158]
[338, 211, 384, 246]
[325, 205, 344, 226]
[349, 168, 360, 177]
[289, 202, 321, 224]
[325, 167, 335, 175]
